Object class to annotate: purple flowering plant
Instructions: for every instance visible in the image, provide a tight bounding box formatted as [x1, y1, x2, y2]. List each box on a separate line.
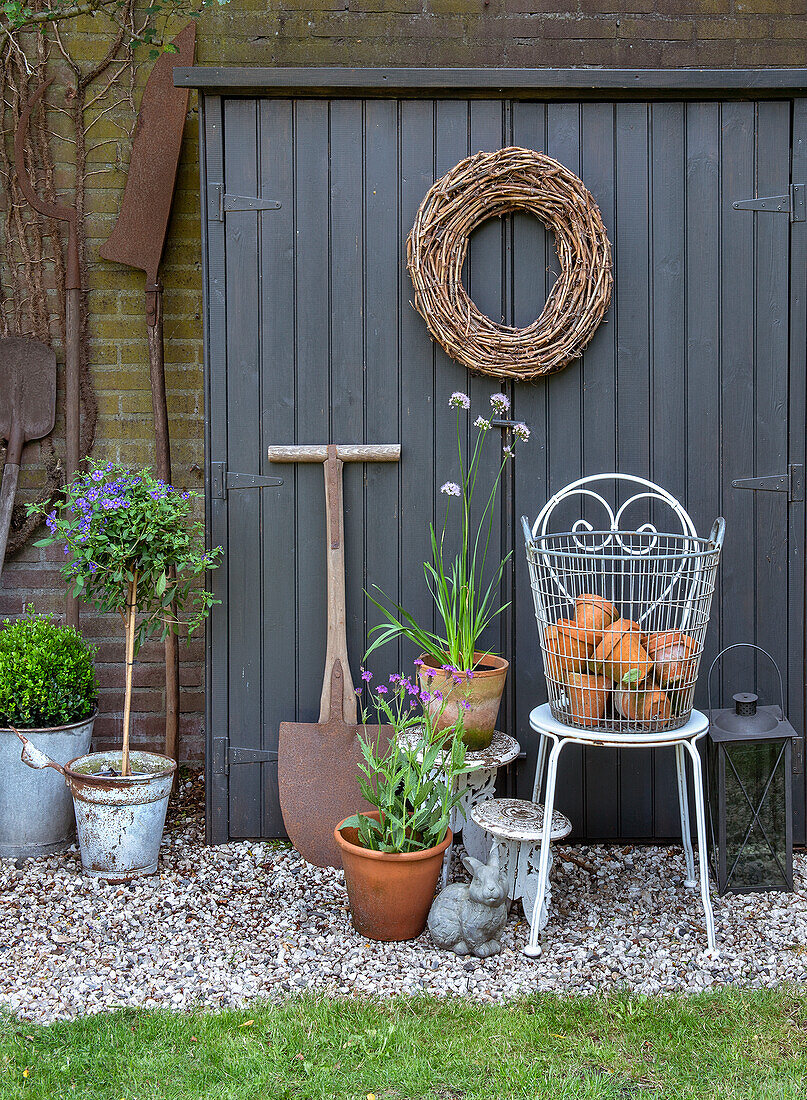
[342, 670, 468, 853]
[365, 391, 529, 671]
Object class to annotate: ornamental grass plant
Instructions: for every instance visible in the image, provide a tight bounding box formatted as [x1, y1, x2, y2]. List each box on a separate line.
[365, 391, 529, 675]
[30, 463, 222, 775]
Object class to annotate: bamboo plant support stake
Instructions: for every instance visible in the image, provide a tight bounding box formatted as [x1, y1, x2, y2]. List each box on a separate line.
[121, 571, 139, 778]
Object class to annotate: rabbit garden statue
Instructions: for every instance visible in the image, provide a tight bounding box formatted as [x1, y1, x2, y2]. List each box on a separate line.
[427, 844, 509, 957]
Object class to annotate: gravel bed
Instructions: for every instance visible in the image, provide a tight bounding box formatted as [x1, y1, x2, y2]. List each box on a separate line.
[2, 772, 806, 1021]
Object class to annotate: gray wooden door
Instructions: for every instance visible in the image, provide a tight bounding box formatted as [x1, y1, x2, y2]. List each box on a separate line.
[202, 89, 807, 844]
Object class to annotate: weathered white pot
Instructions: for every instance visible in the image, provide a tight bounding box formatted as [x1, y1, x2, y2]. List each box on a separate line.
[17, 737, 175, 882]
[0, 715, 95, 860]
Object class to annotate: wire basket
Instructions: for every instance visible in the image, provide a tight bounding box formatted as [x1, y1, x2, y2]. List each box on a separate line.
[523, 478, 724, 735]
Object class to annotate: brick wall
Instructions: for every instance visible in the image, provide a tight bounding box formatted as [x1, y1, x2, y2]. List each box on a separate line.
[1, 0, 803, 761]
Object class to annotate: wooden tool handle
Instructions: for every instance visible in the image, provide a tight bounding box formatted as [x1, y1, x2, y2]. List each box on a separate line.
[0, 461, 21, 580]
[268, 443, 400, 463]
[319, 446, 357, 724]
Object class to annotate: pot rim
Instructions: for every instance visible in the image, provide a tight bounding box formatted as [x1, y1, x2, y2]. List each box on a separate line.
[594, 620, 646, 660]
[646, 630, 697, 657]
[64, 748, 176, 787]
[575, 593, 618, 616]
[418, 650, 509, 676]
[334, 810, 453, 863]
[1, 710, 98, 736]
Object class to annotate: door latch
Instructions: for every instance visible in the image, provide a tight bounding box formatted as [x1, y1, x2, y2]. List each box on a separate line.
[210, 462, 283, 500]
[731, 464, 804, 502]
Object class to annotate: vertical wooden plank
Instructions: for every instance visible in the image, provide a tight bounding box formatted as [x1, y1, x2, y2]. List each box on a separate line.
[615, 102, 654, 838]
[753, 101, 790, 711]
[511, 101, 549, 803]
[364, 98, 402, 689]
[224, 98, 262, 837]
[685, 102, 722, 716]
[580, 101, 620, 839]
[329, 100, 366, 690]
[650, 101, 687, 837]
[789, 99, 807, 843]
[294, 100, 332, 725]
[259, 98, 296, 836]
[719, 101, 757, 706]
[201, 94, 229, 844]
[545, 102, 585, 836]
[399, 100, 437, 676]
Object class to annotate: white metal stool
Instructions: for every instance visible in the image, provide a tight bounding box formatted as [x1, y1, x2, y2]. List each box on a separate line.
[527, 703, 715, 956]
[470, 797, 572, 933]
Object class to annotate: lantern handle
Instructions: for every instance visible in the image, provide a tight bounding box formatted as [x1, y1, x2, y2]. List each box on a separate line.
[707, 643, 786, 725]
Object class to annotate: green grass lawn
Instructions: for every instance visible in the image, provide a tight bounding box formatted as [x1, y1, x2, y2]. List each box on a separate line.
[1, 989, 806, 1099]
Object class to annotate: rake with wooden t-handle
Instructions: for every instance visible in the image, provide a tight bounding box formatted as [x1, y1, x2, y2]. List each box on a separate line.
[269, 443, 400, 867]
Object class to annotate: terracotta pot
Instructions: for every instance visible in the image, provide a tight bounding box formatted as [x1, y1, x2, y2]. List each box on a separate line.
[574, 594, 618, 649]
[614, 685, 673, 730]
[334, 811, 452, 942]
[565, 672, 610, 727]
[544, 619, 592, 682]
[646, 630, 698, 687]
[593, 618, 652, 687]
[416, 651, 508, 751]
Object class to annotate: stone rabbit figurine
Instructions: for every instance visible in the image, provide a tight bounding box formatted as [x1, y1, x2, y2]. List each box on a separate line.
[427, 844, 509, 957]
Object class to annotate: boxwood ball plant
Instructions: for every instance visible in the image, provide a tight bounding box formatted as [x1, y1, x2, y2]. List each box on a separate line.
[0, 606, 97, 730]
[30, 463, 222, 775]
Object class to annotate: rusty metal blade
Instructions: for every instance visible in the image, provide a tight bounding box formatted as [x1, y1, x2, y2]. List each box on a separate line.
[99, 22, 196, 283]
[278, 719, 391, 868]
[0, 337, 56, 444]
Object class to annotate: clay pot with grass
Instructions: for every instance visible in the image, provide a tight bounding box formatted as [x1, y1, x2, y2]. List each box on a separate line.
[19, 463, 222, 881]
[593, 618, 652, 688]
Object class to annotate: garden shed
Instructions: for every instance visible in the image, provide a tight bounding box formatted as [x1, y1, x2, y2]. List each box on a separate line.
[176, 67, 807, 847]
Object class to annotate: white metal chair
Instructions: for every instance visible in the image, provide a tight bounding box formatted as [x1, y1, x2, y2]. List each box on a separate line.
[520, 474, 725, 956]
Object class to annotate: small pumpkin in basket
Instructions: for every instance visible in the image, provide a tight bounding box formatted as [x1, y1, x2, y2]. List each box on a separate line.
[646, 630, 698, 688]
[614, 684, 673, 730]
[574, 593, 618, 649]
[565, 672, 610, 727]
[544, 618, 592, 681]
[593, 618, 652, 687]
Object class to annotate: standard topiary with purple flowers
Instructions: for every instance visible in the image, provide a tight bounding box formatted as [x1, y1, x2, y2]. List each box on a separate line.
[30, 463, 222, 775]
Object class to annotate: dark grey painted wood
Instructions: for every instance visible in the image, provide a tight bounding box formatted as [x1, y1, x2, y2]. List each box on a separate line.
[176, 67, 807, 97]
[203, 90, 806, 842]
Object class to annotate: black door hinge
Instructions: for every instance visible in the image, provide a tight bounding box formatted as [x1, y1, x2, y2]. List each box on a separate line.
[208, 182, 282, 222]
[732, 183, 805, 222]
[210, 462, 283, 500]
[212, 738, 278, 775]
[731, 464, 804, 503]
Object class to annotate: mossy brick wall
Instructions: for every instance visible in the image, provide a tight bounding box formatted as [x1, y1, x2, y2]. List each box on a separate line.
[1, 0, 804, 762]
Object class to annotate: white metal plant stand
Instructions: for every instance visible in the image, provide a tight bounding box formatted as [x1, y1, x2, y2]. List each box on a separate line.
[527, 703, 715, 955]
[470, 797, 572, 933]
[397, 729, 520, 886]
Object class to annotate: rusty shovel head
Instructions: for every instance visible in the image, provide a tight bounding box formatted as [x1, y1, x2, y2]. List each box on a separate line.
[0, 337, 56, 446]
[278, 716, 391, 868]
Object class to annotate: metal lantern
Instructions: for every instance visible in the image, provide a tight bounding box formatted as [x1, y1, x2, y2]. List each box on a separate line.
[706, 644, 801, 896]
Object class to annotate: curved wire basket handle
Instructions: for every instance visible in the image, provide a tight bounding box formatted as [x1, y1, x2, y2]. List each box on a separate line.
[707, 642, 785, 722]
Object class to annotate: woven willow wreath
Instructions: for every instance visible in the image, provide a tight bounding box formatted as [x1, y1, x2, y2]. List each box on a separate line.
[407, 146, 613, 381]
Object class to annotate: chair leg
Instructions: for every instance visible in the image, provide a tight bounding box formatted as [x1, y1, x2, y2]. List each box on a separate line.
[524, 735, 564, 958]
[532, 731, 549, 802]
[683, 739, 717, 952]
[675, 743, 697, 888]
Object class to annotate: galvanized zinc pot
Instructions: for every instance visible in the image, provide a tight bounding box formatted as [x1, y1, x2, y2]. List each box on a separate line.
[0, 715, 95, 859]
[17, 735, 175, 882]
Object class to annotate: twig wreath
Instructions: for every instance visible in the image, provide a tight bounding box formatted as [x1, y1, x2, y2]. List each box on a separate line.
[407, 146, 613, 381]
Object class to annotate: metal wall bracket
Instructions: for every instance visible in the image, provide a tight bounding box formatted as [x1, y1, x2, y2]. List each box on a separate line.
[732, 464, 804, 502]
[208, 182, 282, 221]
[210, 461, 284, 499]
[212, 738, 278, 775]
[732, 183, 805, 222]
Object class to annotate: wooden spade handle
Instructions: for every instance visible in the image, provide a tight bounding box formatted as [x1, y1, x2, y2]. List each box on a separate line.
[320, 446, 356, 723]
[268, 443, 400, 463]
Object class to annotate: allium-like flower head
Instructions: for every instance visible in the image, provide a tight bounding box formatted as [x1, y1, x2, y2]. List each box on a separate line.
[448, 391, 470, 410]
[361, 669, 372, 682]
[503, 444, 515, 459]
[440, 481, 461, 497]
[474, 416, 491, 431]
[513, 421, 530, 443]
[490, 392, 510, 414]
